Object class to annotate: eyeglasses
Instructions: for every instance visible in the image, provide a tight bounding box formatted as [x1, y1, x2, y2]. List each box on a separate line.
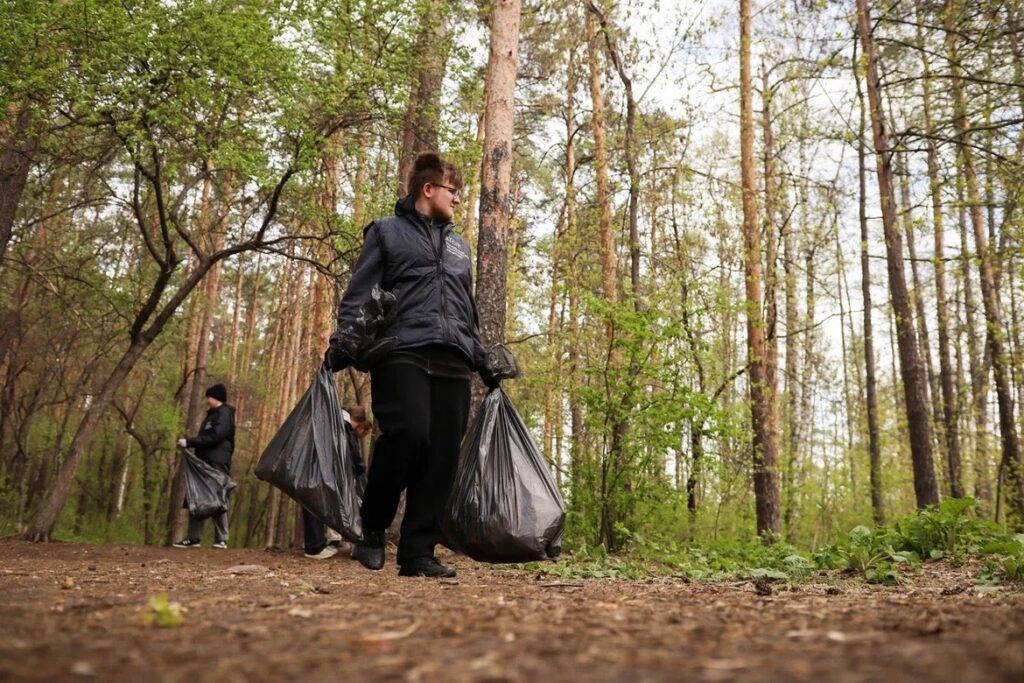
[432, 183, 461, 200]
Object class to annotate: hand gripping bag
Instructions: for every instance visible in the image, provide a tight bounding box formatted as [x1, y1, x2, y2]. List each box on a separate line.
[182, 448, 236, 518]
[443, 388, 565, 563]
[255, 365, 364, 542]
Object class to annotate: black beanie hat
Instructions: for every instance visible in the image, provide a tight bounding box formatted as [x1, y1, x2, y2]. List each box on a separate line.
[205, 383, 228, 403]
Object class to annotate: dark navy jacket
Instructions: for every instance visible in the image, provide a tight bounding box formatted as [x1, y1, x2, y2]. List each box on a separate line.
[333, 196, 487, 370]
[186, 404, 235, 470]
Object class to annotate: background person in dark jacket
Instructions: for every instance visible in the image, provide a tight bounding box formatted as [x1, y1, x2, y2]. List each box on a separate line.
[327, 152, 499, 578]
[173, 383, 235, 549]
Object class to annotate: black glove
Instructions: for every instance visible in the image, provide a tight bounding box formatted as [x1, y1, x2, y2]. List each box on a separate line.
[325, 345, 353, 373]
[479, 366, 501, 390]
[353, 336, 398, 372]
[478, 345, 520, 389]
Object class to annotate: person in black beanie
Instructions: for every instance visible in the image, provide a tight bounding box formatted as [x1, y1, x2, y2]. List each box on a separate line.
[173, 383, 235, 549]
[326, 152, 501, 578]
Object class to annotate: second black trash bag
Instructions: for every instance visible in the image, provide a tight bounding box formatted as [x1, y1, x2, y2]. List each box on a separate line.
[182, 448, 236, 519]
[255, 365, 364, 542]
[443, 388, 565, 563]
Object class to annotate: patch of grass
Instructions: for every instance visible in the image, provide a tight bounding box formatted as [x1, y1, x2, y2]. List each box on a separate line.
[519, 531, 816, 584]
[814, 498, 1022, 586]
[519, 498, 1024, 587]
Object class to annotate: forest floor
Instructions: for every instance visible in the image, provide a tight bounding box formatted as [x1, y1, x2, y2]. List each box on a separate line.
[0, 540, 1022, 683]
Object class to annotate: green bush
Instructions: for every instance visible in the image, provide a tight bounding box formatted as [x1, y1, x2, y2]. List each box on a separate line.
[814, 498, 1023, 585]
[519, 498, 1024, 587]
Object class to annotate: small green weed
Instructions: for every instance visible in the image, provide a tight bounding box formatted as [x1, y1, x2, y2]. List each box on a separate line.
[143, 593, 183, 628]
[977, 535, 1024, 585]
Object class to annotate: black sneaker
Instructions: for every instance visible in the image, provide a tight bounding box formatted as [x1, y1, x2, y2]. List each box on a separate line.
[352, 530, 386, 571]
[399, 556, 457, 578]
[172, 539, 201, 549]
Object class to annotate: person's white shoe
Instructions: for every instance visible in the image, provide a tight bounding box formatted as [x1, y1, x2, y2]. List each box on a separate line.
[212, 541, 228, 549]
[304, 545, 339, 560]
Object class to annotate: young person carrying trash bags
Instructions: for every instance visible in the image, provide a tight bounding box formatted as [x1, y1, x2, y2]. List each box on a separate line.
[299, 406, 370, 559]
[174, 384, 237, 549]
[325, 152, 505, 578]
[255, 363, 366, 546]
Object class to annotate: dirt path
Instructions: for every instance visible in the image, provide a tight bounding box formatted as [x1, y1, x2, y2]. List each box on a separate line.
[1, 540, 1021, 682]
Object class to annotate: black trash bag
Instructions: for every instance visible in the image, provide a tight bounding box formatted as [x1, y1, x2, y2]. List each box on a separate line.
[255, 365, 365, 542]
[443, 388, 565, 563]
[482, 344, 521, 381]
[333, 285, 398, 371]
[182, 448, 236, 519]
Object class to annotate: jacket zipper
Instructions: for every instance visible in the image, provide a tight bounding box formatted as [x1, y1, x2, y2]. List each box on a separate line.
[429, 219, 451, 343]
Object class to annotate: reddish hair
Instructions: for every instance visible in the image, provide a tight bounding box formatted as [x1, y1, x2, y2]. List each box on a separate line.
[407, 152, 462, 199]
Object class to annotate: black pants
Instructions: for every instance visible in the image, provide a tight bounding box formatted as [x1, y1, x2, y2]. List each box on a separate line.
[361, 361, 470, 564]
[302, 508, 326, 554]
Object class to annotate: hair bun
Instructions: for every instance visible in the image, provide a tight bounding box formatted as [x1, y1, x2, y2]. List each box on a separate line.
[413, 152, 443, 172]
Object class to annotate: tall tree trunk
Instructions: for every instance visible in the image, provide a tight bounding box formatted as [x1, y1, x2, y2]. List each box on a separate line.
[228, 254, 246, 379]
[944, 4, 1024, 520]
[583, 4, 617, 316]
[462, 109, 486, 252]
[895, 145, 943, 466]
[914, 9, 963, 498]
[474, 0, 521, 361]
[959, 174, 993, 509]
[562, 43, 586, 514]
[589, 1, 640, 306]
[855, 0, 938, 508]
[584, 1, 626, 548]
[0, 101, 38, 269]
[760, 59, 781, 488]
[396, 1, 449, 196]
[854, 41, 885, 524]
[740, 0, 781, 538]
[781, 174, 802, 527]
[167, 174, 227, 544]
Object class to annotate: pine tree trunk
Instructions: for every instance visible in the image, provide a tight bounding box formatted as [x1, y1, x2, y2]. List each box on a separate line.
[958, 174, 993, 509]
[562, 45, 586, 513]
[474, 0, 521, 365]
[855, 0, 938, 508]
[854, 44, 885, 524]
[228, 253, 245, 379]
[895, 146, 943, 469]
[584, 1, 627, 549]
[914, 9, 963, 498]
[944, 6, 1024, 519]
[740, 0, 781, 538]
[167, 174, 227, 544]
[590, 1, 641, 306]
[0, 101, 38, 269]
[396, 1, 449, 196]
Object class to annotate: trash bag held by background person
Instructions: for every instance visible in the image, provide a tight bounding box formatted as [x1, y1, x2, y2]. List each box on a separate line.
[182, 447, 237, 519]
[443, 377, 566, 564]
[255, 365, 364, 542]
